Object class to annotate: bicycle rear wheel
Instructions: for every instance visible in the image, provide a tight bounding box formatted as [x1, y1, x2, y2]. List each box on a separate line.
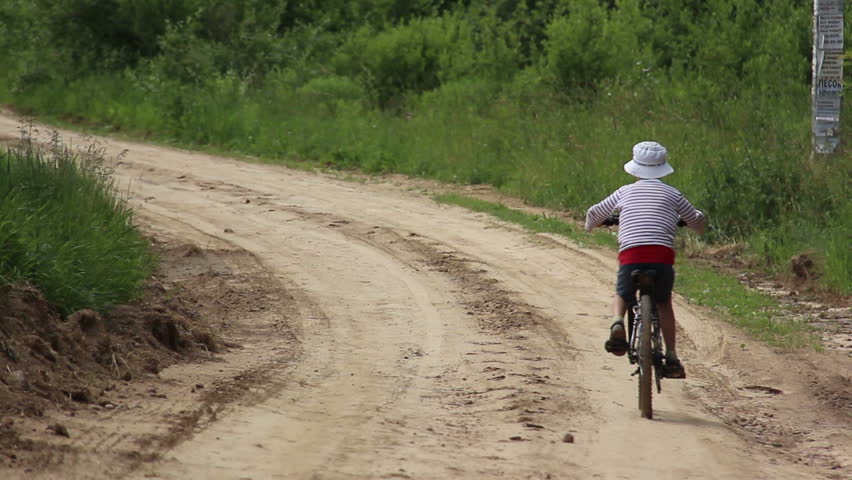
[638, 293, 653, 419]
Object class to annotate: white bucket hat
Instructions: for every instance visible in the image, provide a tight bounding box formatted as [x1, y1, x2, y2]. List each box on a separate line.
[624, 141, 674, 179]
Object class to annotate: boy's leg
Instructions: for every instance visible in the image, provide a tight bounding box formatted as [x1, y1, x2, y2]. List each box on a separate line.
[609, 294, 629, 342]
[653, 266, 685, 378]
[656, 300, 676, 353]
[656, 299, 686, 378]
[605, 269, 632, 356]
[652, 265, 676, 355]
[612, 295, 628, 320]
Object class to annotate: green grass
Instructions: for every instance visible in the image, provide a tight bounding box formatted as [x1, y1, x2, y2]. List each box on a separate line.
[676, 263, 815, 349]
[436, 193, 819, 350]
[4, 70, 847, 294]
[0, 137, 155, 314]
[434, 193, 597, 244]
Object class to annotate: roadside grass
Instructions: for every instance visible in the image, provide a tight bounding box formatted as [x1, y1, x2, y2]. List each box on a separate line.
[434, 193, 613, 247]
[0, 134, 155, 314]
[675, 263, 816, 349]
[435, 193, 819, 350]
[4, 71, 848, 294]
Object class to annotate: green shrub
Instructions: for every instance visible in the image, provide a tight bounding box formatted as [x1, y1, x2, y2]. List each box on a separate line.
[147, 19, 220, 84]
[334, 15, 476, 106]
[544, 0, 651, 91]
[418, 77, 500, 113]
[38, 0, 200, 68]
[297, 75, 367, 114]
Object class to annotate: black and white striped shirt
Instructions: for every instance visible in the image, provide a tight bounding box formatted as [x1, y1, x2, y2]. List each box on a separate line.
[584, 179, 705, 252]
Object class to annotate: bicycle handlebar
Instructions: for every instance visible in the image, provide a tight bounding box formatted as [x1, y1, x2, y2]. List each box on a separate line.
[602, 215, 687, 227]
[601, 216, 619, 227]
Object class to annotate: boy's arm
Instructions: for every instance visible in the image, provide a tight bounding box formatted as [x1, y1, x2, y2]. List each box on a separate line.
[675, 195, 707, 234]
[584, 189, 621, 231]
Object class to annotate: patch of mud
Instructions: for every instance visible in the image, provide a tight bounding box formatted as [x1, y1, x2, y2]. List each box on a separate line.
[423, 249, 541, 333]
[386, 231, 586, 447]
[293, 207, 549, 336]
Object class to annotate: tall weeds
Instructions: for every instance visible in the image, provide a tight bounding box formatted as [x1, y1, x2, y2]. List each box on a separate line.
[0, 128, 155, 313]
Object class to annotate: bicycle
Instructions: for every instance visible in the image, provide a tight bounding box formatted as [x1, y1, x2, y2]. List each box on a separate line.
[602, 215, 686, 419]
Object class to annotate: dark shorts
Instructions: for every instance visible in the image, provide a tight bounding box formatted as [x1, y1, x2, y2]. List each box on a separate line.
[616, 263, 675, 304]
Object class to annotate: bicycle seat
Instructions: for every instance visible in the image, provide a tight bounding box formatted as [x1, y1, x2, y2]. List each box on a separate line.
[630, 269, 657, 281]
[631, 269, 657, 292]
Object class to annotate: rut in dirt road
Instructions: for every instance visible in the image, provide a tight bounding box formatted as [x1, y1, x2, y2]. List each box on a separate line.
[1, 114, 849, 480]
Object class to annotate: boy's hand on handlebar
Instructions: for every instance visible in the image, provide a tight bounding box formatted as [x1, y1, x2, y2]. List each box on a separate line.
[601, 215, 687, 227]
[601, 215, 619, 226]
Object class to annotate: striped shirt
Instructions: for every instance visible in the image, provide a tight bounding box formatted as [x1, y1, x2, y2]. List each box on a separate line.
[584, 179, 706, 253]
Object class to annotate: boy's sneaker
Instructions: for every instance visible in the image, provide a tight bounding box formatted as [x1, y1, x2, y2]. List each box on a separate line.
[663, 357, 686, 379]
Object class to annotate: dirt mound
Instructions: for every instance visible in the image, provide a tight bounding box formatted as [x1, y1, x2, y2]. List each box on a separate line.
[0, 236, 296, 475]
[0, 243, 230, 423]
[0, 283, 214, 420]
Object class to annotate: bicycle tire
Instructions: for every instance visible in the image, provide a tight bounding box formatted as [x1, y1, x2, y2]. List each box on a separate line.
[638, 293, 653, 419]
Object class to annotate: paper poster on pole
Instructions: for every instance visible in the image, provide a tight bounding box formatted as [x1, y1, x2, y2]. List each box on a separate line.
[812, 0, 844, 153]
[818, 15, 844, 49]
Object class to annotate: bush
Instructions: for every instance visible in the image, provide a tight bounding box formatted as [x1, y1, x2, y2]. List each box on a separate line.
[334, 15, 476, 106]
[39, 0, 201, 69]
[544, 0, 651, 92]
[297, 75, 367, 114]
[418, 77, 500, 113]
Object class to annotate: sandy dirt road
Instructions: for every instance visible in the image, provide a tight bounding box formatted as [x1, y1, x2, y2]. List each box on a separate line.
[0, 114, 849, 480]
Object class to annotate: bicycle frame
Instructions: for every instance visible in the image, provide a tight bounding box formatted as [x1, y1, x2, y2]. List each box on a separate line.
[628, 299, 665, 394]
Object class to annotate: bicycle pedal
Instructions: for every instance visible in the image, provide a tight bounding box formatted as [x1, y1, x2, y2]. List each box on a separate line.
[630, 368, 640, 377]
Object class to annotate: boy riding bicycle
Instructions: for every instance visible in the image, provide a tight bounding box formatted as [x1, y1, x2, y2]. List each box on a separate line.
[584, 141, 706, 379]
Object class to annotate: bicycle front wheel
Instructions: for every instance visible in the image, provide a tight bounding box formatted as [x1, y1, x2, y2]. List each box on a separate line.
[638, 293, 653, 419]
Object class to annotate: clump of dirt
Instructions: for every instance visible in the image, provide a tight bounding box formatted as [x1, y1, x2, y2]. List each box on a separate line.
[0, 283, 214, 420]
[812, 374, 852, 412]
[0, 245, 224, 421]
[0, 418, 35, 467]
[790, 252, 818, 280]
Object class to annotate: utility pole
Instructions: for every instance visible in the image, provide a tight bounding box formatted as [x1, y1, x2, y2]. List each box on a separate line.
[812, 0, 844, 153]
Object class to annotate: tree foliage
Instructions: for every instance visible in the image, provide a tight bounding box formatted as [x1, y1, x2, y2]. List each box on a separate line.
[0, 0, 821, 97]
